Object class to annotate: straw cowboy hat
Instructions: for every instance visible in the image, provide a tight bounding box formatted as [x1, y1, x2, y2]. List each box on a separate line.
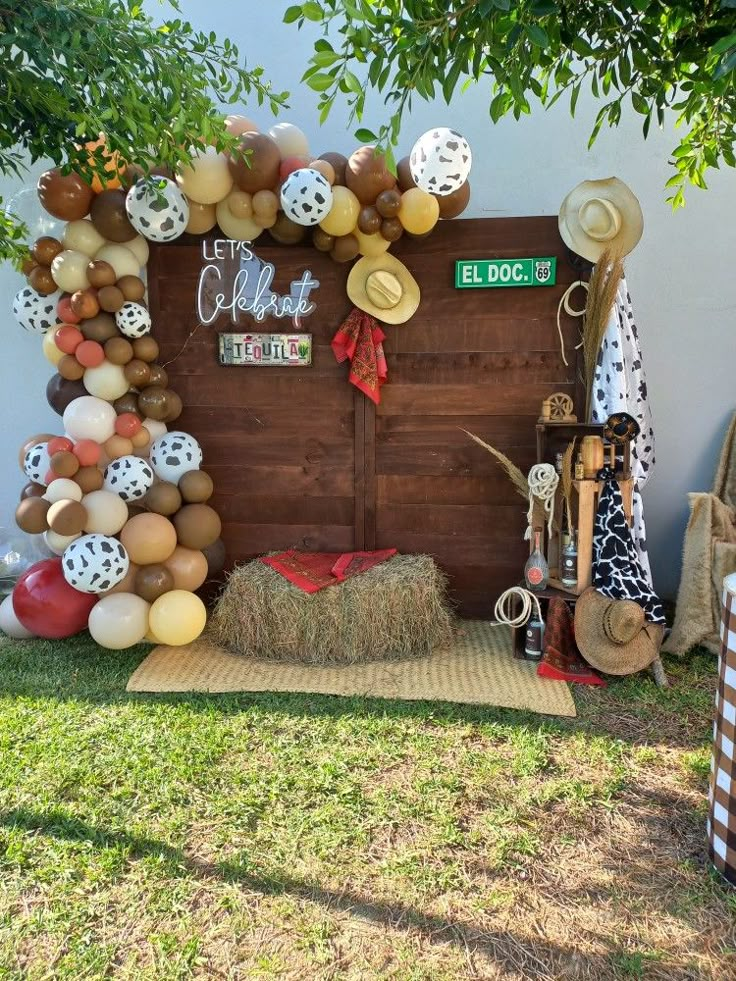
[558, 177, 643, 263]
[347, 253, 420, 325]
[574, 587, 663, 675]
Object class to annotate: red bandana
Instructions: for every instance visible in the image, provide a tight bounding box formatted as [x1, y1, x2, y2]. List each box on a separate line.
[332, 308, 388, 404]
[261, 549, 398, 594]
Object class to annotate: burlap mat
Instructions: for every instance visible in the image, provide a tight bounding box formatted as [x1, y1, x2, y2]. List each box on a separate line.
[126, 621, 576, 717]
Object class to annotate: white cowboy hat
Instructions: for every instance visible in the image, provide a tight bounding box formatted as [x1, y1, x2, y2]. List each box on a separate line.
[558, 177, 643, 263]
[347, 253, 420, 325]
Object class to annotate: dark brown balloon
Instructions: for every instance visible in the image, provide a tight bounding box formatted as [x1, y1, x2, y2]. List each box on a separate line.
[146, 364, 168, 388]
[179, 470, 214, 504]
[57, 354, 85, 381]
[50, 450, 80, 477]
[396, 156, 417, 192]
[135, 564, 175, 602]
[201, 537, 227, 578]
[113, 392, 140, 416]
[132, 336, 159, 363]
[74, 466, 104, 493]
[32, 236, 63, 266]
[123, 359, 151, 388]
[117, 275, 146, 302]
[37, 168, 94, 221]
[358, 206, 381, 235]
[70, 288, 100, 320]
[137, 385, 169, 420]
[345, 147, 396, 205]
[435, 179, 470, 219]
[318, 152, 348, 186]
[173, 504, 222, 550]
[80, 312, 118, 343]
[28, 265, 58, 295]
[122, 163, 173, 188]
[90, 189, 136, 242]
[127, 503, 147, 521]
[330, 234, 360, 263]
[380, 217, 404, 242]
[163, 390, 183, 422]
[87, 259, 117, 288]
[15, 497, 50, 534]
[143, 481, 182, 516]
[268, 212, 307, 245]
[98, 285, 125, 313]
[228, 132, 281, 193]
[105, 336, 134, 365]
[312, 227, 335, 252]
[20, 481, 46, 500]
[376, 188, 402, 218]
[46, 374, 87, 415]
[47, 499, 87, 537]
[21, 256, 38, 276]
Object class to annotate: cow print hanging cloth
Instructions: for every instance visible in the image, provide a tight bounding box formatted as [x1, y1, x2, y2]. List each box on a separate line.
[593, 465, 666, 625]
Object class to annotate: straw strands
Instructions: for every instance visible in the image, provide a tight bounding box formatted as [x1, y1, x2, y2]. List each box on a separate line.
[461, 429, 529, 500]
[582, 247, 625, 418]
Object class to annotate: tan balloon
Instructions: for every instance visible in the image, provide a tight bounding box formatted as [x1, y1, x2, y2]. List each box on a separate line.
[103, 561, 139, 595]
[123, 235, 150, 267]
[177, 146, 233, 205]
[83, 489, 129, 535]
[354, 227, 391, 257]
[120, 512, 178, 565]
[224, 115, 259, 136]
[185, 201, 217, 235]
[165, 545, 208, 591]
[94, 243, 139, 279]
[63, 219, 106, 257]
[319, 186, 360, 237]
[227, 190, 253, 219]
[50, 250, 90, 292]
[268, 122, 310, 158]
[309, 159, 336, 185]
[398, 187, 440, 235]
[215, 199, 263, 241]
[83, 361, 129, 401]
[252, 189, 279, 219]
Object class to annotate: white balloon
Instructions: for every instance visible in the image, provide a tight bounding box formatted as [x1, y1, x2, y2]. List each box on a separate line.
[280, 168, 333, 227]
[13, 286, 62, 333]
[409, 127, 472, 196]
[82, 489, 129, 534]
[88, 593, 150, 649]
[62, 533, 130, 594]
[43, 478, 84, 504]
[125, 178, 189, 243]
[94, 243, 140, 279]
[268, 122, 310, 158]
[83, 361, 129, 401]
[123, 235, 150, 267]
[0, 594, 35, 639]
[142, 419, 167, 442]
[149, 431, 202, 484]
[44, 529, 81, 555]
[63, 396, 116, 443]
[63, 219, 106, 256]
[103, 455, 154, 502]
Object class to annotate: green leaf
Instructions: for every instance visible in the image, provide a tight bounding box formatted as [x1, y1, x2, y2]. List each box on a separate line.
[312, 51, 341, 67]
[283, 5, 302, 24]
[307, 73, 335, 92]
[301, 2, 323, 21]
[354, 127, 377, 142]
[631, 91, 648, 114]
[527, 25, 549, 48]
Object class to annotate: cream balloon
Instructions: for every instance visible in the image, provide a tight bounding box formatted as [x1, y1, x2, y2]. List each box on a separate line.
[185, 201, 217, 235]
[215, 199, 263, 241]
[177, 146, 233, 205]
[0, 594, 35, 639]
[82, 489, 129, 535]
[50, 250, 90, 292]
[63, 219, 106, 256]
[123, 235, 150, 267]
[43, 322, 79, 366]
[268, 122, 310, 158]
[88, 593, 150, 649]
[83, 361, 129, 401]
[42, 478, 83, 504]
[398, 187, 440, 235]
[149, 589, 207, 646]
[319, 186, 360, 237]
[142, 418, 167, 442]
[224, 114, 259, 136]
[63, 395, 117, 442]
[354, 227, 391, 257]
[94, 243, 140, 279]
[43, 528, 81, 554]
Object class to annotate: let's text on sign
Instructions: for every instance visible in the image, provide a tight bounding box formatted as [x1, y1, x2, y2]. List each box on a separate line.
[455, 257, 556, 289]
[219, 333, 312, 367]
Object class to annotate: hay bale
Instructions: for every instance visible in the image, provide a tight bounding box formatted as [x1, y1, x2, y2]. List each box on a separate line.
[210, 553, 455, 665]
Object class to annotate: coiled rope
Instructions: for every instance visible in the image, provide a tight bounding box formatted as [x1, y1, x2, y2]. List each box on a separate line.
[557, 280, 588, 367]
[493, 586, 543, 628]
[525, 463, 559, 540]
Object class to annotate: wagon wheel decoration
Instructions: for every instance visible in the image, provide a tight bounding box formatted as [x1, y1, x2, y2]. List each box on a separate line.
[547, 392, 574, 421]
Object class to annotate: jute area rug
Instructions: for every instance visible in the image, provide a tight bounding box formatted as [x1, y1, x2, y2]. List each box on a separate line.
[127, 621, 576, 718]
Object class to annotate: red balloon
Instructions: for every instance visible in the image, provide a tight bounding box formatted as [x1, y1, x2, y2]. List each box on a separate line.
[279, 156, 310, 182]
[115, 412, 142, 438]
[75, 340, 105, 368]
[55, 325, 83, 355]
[12, 558, 97, 639]
[56, 296, 81, 325]
[48, 436, 74, 455]
[72, 439, 101, 466]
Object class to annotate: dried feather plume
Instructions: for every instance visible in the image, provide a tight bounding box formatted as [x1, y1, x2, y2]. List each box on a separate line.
[461, 429, 529, 500]
[583, 247, 625, 419]
[561, 438, 576, 534]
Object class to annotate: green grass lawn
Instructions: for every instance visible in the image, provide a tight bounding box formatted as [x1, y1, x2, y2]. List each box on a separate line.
[0, 635, 734, 980]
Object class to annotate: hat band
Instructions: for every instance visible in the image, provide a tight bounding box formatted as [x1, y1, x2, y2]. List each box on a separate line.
[579, 197, 621, 242]
[602, 602, 635, 646]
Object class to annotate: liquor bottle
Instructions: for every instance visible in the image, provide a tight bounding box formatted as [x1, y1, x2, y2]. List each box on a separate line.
[560, 531, 578, 589]
[524, 529, 549, 592]
[574, 452, 584, 481]
[524, 612, 545, 660]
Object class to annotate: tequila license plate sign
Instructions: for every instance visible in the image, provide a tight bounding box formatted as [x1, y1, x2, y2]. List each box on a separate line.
[455, 257, 556, 289]
[219, 333, 312, 367]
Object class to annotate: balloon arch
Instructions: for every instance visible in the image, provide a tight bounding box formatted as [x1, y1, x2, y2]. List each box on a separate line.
[0, 119, 472, 648]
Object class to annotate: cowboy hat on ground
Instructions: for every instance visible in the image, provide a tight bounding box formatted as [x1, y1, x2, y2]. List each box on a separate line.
[574, 587, 663, 676]
[347, 253, 420, 325]
[558, 177, 643, 263]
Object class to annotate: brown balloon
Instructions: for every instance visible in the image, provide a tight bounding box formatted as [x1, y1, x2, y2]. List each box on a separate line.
[74, 466, 104, 493]
[146, 364, 168, 388]
[137, 386, 169, 420]
[70, 288, 100, 320]
[123, 359, 151, 388]
[268, 212, 307, 245]
[135, 564, 175, 602]
[117, 275, 146, 302]
[228, 132, 281, 193]
[376, 188, 402, 218]
[90, 189, 136, 242]
[104, 336, 134, 365]
[173, 503, 222, 550]
[380, 217, 404, 242]
[50, 450, 79, 477]
[358, 206, 382, 235]
[345, 147, 396, 205]
[122, 163, 172, 188]
[58, 354, 85, 381]
[312, 227, 335, 252]
[98, 285, 125, 313]
[201, 537, 227, 578]
[20, 481, 46, 500]
[47, 374, 87, 415]
[80, 312, 118, 343]
[32, 236, 63, 266]
[113, 392, 140, 416]
[163, 390, 183, 423]
[435, 179, 470, 219]
[143, 481, 182, 516]
[47, 499, 87, 537]
[15, 497, 50, 534]
[318, 152, 348, 186]
[396, 156, 417, 192]
[179, 470, 214, 504]
[132, 336, 159, 363]
[37, 168, 94, 221]
[87, 260, 117, 288]
[29, 266, 58, 295]
[164, 546, 208, 592]
[21, 256, 38, 276]
[331, 234, 360, 263]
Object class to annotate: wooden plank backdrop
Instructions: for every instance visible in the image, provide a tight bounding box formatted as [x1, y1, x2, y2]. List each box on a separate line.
[149, 217, 583, 617]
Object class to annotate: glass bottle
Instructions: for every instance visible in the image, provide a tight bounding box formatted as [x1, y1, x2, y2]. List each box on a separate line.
[574, 452, 584, 481]
[524, 529, 549, 592]
[560, 531, 578, 589]
[524, 612, 545, 660]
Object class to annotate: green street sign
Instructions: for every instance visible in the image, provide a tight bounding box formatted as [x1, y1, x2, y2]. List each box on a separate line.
[455, 256, 557, 289]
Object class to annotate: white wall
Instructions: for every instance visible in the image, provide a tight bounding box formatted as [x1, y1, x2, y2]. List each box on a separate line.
[2, 0, 734, 598]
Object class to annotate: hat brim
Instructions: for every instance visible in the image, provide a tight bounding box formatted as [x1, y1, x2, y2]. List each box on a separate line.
[346, 253, 420, 325]
[558, 177, 643, 263]
[574, 588, 662, 675]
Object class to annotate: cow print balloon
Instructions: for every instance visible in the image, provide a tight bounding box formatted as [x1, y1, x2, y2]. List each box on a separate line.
[115, 301, 151, 339]
[280, 168, 333, 227]
[103, 454, 155, 501]
[23, 441, 51, 486]
[125, 177, 190, 243]
[409, 128, 472, 196]
[149, 431, 203, 485]
[62, 533, 130, 594]
[13, 286, 62, 333]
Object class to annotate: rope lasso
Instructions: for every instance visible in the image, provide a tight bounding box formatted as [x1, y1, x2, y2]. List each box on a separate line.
[557, 280, 588, 366]
[493, 586, 543, 628]
[525, 463, 559, 540]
